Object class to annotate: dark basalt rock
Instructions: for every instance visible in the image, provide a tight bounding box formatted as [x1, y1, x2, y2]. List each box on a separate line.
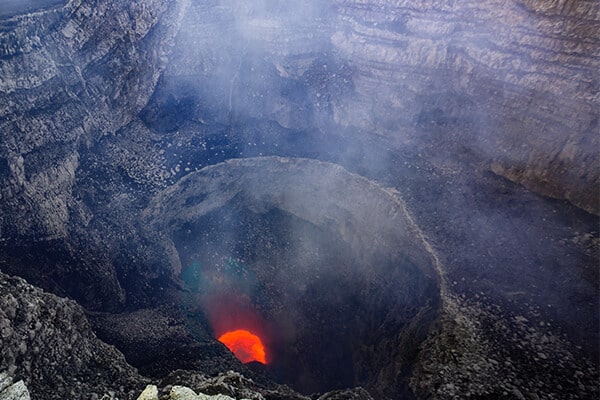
[0, 271, 146, 400]
[0, 270, 376, 399]
[87, 307, 248, 380]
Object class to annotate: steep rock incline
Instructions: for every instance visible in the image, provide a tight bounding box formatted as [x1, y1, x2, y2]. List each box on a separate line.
[0, 0, 187, 240]
[0, 271, 145, 400]
[0, 0, 188, 310]
[331, 0, 599, 214]
[0, 270, 377, 399]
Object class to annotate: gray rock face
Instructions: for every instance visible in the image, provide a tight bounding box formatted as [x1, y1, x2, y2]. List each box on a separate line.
[0, 0, 596, 305]
[145, 157, 440, 279]
[0, 1, 597, 399]
[330, 0, 599, 214]
[0, 271, 145, 399]
[0, 0, 188, 310]
[0, 271, 374, 400]
[0, 373, 30, 400]
[0, 0, 187, 240]
[156, 370, 373, 400]
[156, 0, 599, 214]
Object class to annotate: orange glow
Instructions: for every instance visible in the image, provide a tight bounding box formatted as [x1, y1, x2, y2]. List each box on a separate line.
[218, 329, 267, 364]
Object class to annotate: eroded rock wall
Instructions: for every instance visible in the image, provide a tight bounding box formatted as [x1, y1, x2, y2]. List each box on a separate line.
[154, 0, 599, 213]
[330, 0, 599, 214]
[0, 0, 188, 309]
[0, 0, 187, 240]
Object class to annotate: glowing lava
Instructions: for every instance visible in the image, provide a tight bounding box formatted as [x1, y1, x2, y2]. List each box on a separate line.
[218, 329, 267, 364]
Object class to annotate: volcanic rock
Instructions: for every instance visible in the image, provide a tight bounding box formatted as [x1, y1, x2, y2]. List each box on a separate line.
[0, 0, 187, 240]
[0, 373, 30, 400]
[87, 307, 247, 379]
[0, 270, 146, 399]
[156, 370, 374, 400]
[168, 386, 234, 400]
[152, 0, 599, 214]
[0, 0, 189, 310]
[0, 0, 597, 399]
[330, 0, 599, 214]
[144, 156, 441, 398]
[137, 385, 159, 400]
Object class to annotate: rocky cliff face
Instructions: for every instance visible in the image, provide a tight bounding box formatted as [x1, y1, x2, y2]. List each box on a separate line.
[330, 0, 599, 214]
[2, 269, 374, 400]
[0, 0, 188, 310]
[0, 0, 186, 240]
[0, 271, 145, 399]
[162, 0, 599, 214]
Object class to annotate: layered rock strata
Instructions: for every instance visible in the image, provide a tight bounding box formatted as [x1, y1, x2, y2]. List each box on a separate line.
[154, 0, 599, 213]
[330, 0, 599, 214]
[0, 0, 188, 309]
[0, 0, 187, 240]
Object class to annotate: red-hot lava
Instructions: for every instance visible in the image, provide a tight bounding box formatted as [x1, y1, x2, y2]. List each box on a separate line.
[218, 329, 267, 364]
[202, 293, 272, 364]
[186, 258, 273, 364]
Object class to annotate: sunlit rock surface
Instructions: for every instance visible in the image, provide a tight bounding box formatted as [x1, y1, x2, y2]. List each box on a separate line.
[0, 372, 30, 400]
[155, 371, 373, 400]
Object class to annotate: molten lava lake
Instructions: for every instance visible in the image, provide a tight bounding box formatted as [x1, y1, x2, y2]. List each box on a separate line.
[218, 329, 267, 364]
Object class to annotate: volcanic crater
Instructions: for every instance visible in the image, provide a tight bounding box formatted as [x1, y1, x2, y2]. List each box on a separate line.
[144, 157, 441, 398]
[0, 0, 598, 399]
